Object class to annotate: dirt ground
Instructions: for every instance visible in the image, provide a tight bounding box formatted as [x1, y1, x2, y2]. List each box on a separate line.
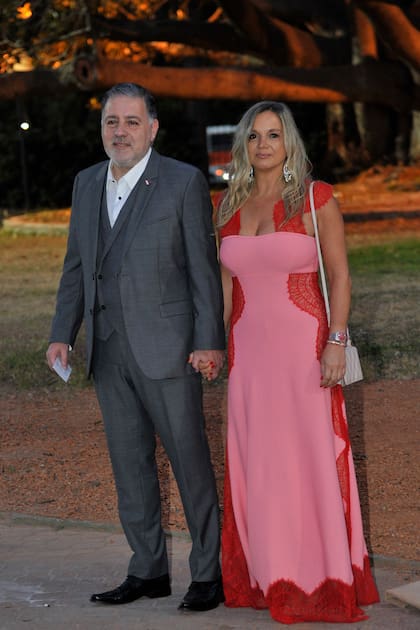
[1, 379, 419, 563]
[1, 164, 419, 562]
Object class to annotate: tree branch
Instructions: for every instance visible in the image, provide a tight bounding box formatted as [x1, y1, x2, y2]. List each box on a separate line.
[354, 0, 420, 71]
[1, 55, 415, 111]
[0, 67, 74, 100]
[90, 16, 253, 55]
[72, 55, 416, 111]
[218, 0, 323, 67]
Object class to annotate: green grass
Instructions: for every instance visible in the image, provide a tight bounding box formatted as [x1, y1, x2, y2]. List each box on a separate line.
[347, 239, 419, 381]
[0, 231, 89, 391]
[348, 239, 419, 275]
[0, 230, 419, 392]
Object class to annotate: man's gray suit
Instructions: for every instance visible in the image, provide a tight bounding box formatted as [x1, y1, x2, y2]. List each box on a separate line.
[50, 149, 225, 581]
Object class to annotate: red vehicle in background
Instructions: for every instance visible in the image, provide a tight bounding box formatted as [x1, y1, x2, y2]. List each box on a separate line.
[206, 125, 236, 185]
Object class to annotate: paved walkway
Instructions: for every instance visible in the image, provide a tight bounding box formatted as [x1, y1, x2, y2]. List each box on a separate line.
[1, 513, 419, 630]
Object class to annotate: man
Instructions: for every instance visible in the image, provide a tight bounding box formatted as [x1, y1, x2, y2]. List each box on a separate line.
[46, 83, 225, 611]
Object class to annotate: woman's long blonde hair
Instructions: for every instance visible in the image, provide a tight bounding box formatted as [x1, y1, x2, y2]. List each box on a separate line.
[217, 101, 312, 227]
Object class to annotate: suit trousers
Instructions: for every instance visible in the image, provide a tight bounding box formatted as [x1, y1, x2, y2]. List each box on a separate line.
[92, 330, 221, 581]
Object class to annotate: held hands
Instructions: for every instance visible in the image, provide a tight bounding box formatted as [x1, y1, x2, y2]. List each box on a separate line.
[320, 343, 346, 388]
[188, 350, 224, 381]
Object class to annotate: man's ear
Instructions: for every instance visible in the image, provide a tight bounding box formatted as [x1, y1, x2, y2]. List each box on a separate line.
[151, 118, 159, 143]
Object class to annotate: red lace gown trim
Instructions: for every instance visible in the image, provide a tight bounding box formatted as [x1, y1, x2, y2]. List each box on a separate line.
[227, 277, 245, 374]
[273, 180, 334, 232]
[222, 452, 378, 623]
[287, 272, 328, 360]
[220, 210, 244, 374]
[220, 209, 241, 238]
[266, 575, 367, 624]
[332, 386, 352, 542]
[273, 199, 307, 233]
[303, 180, 334, 215]
[222, 453, 267, 609]
[220, 180, 334, 238]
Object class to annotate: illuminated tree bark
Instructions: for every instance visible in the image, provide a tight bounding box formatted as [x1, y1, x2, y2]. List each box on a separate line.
[0, 0, 418, 162]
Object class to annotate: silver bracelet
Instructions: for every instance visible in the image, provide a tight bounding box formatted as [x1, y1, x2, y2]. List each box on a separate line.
[328, 331, 347, 344]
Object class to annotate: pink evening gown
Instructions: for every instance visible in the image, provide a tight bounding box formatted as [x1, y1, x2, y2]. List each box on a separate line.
[219, 181, 379, 624]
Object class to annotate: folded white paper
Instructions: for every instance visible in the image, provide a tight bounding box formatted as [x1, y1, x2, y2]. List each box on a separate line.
[52, 358, 72, 383]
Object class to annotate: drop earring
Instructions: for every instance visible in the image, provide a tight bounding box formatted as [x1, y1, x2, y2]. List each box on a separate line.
[249, 166, 254, 182]
[283, 162, 292, 183]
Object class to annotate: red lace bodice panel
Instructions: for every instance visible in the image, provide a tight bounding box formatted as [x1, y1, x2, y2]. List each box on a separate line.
[219, 181, 334, 238]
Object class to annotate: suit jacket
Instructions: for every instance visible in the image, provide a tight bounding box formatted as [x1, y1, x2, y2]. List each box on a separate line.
[50, 149, 225, 379]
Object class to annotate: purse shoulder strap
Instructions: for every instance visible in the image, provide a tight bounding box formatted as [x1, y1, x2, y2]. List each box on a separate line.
[309, 181, 331, 324]
[310, 181, 353, 344]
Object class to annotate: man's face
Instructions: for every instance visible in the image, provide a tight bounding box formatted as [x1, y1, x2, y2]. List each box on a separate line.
[101, 95, 159, 177]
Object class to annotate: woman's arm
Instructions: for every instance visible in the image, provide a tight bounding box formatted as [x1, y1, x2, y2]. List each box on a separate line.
[317, 195, 351, 387]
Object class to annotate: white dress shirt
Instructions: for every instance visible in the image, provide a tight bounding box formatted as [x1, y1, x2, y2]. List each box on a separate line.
[106, 148, 152, 227]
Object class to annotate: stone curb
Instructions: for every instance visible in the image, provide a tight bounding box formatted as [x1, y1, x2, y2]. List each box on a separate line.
[1, 510, 418, 571]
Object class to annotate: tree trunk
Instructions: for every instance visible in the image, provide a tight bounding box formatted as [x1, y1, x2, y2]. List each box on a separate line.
[322, 103, 368, 177]
[355, 103, 394, 162]
[410, 112, 420, 161]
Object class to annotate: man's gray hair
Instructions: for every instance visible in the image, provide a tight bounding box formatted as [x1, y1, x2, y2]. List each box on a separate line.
[101, 83, 158, 121]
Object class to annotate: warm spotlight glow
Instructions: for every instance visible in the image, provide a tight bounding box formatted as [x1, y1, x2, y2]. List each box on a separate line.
[20, 121, 30, 131]
[17, 3, 32, 20]
[89, 97, 101, 111]
[12, 53, 33, 72]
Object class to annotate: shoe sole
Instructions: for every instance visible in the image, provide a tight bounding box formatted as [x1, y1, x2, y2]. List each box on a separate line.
[178, 592, 224, 611]
[91, 588, 171, 604]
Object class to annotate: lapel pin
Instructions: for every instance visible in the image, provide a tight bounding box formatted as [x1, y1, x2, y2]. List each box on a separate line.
[145, 179, 150, 186]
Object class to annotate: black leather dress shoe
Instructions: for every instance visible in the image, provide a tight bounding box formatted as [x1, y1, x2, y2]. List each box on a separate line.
[90, 574, 171, 604]
[178, 578, 224, 611]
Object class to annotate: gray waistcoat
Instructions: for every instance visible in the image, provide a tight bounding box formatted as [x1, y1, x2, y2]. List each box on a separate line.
[94, 182, 139, 340]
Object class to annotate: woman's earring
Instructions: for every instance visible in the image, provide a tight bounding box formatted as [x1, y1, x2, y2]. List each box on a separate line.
[283, 162, 292, 183]
[248, 166, 254, 182]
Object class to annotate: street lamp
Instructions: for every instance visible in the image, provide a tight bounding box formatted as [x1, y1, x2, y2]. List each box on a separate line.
[16, 99, 30, 211]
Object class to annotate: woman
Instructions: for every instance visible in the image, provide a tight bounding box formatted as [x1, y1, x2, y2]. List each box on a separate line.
[214, 102, 379, 624]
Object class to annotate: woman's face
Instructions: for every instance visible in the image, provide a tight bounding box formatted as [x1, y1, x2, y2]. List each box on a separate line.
[247, 110, 287, 173]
